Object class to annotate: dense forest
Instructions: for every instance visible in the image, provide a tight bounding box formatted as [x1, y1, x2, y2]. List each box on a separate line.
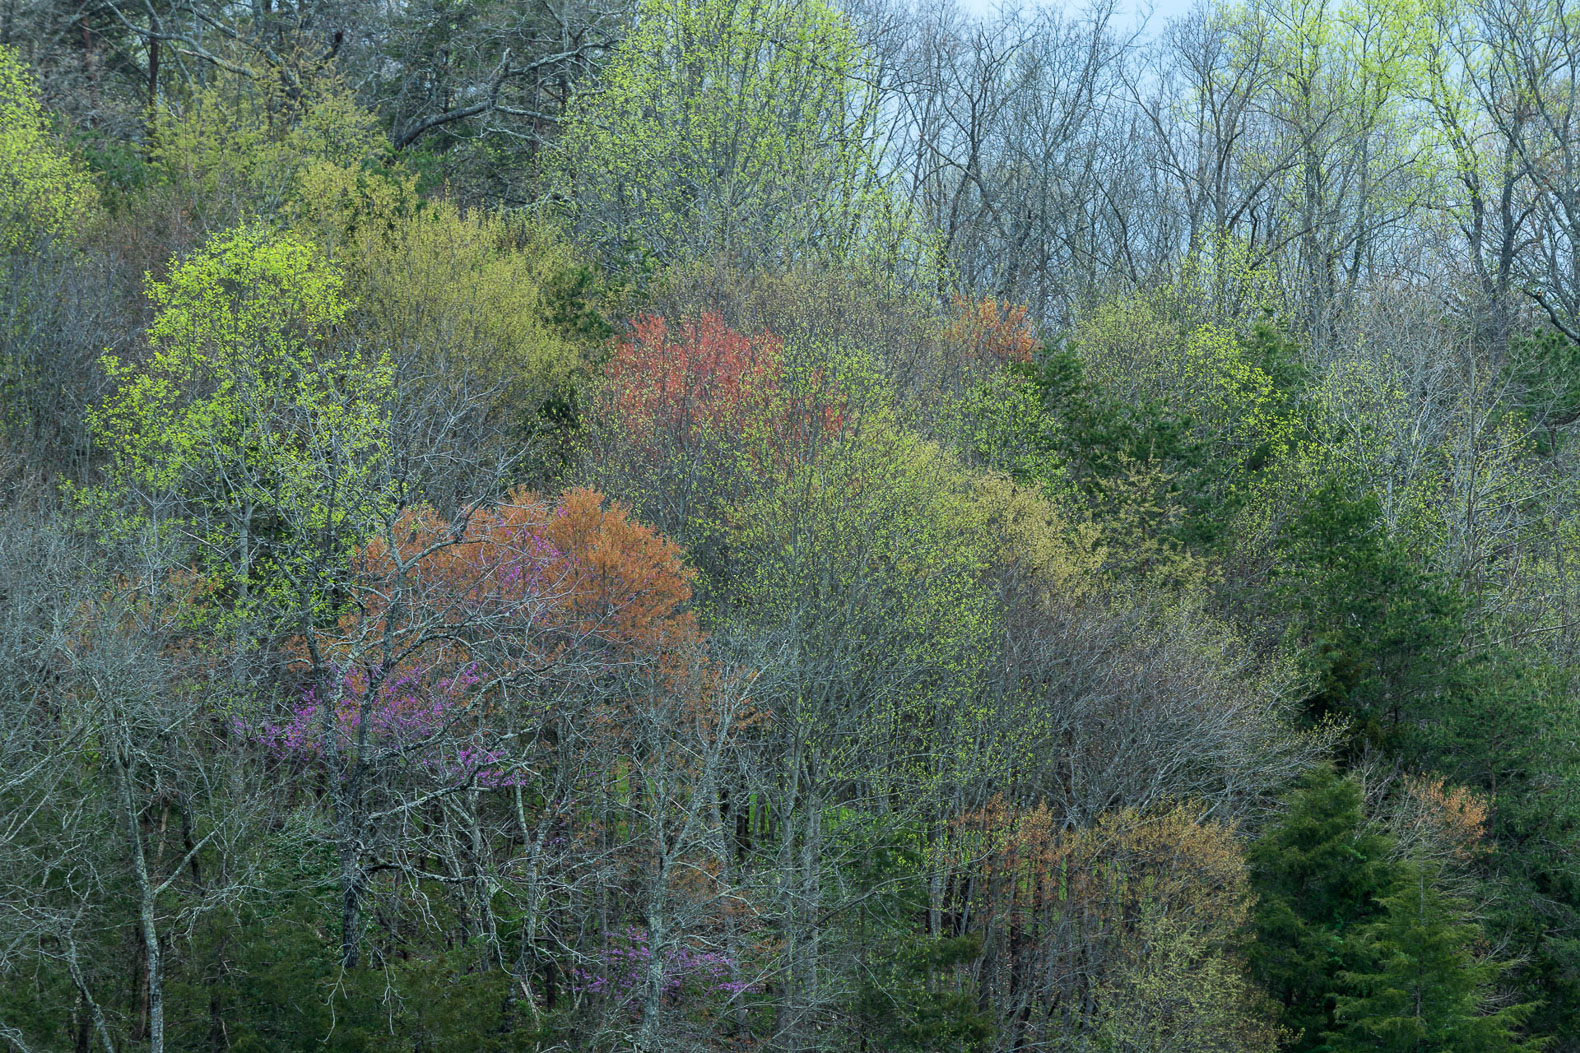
[4, 0, 1580, 1049]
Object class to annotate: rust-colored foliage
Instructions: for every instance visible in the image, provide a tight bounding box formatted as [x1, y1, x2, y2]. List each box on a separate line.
[947, 796, 1246, 937]
[607, 313, 782, 448]
[279, 487, 706, 765]
[944, 293, 1039, 366]
[352, 484, 699, 660]
[1398, 774, 1491, 863]
[602, 312, 843, 470]
[538, 486, 700, 655]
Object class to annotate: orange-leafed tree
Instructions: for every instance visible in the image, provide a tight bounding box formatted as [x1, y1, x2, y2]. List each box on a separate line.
[944, 294, 1039, 368]
[256, 485, 739, 988]
[341, 484, 702, 678]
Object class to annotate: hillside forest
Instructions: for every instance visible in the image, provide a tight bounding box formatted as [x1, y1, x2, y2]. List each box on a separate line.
[6, 0, 1580, 1049]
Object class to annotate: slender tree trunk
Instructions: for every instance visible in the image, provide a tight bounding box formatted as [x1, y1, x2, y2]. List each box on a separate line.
[637, 898, 668, 1052]
[66, 942, 117, 1053]
[115, 738, 163, 1053]
[336, 791, 363, 969]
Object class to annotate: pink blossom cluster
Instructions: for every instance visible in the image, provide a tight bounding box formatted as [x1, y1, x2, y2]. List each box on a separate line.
[238, 661, 523, 787]
[571, 926, 757, 1010]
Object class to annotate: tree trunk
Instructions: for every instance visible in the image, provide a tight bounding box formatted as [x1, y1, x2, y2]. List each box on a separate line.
[116, 740, 163, 1053]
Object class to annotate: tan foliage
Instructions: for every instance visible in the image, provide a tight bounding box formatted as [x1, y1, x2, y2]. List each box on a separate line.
[943, 799, 1279, 1053]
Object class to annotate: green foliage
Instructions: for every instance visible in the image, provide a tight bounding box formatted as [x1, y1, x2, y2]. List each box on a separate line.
[1407, 654, 1580, 1044]
[558, 0, 924, 274]
[1250, 766, 1399, 1051]
[168, 898, 545, 1053]
[298, 161, 587, 439]
[1073, 303, 1305, 547]
[959, 343, 1213, 584]
[1251, 766, 1533, 1053]
[960, 319, 1305, 574]
[729, 421, 1004, 793]
[152, 73, 382, 226]
[854, 934, 993, 1053]
[85, 224, 394, 623]
[12, 4, 1580, 1047]
[971, 469, 1107, 607]
[1096, 901, 1285, 1053]
[1273, 478, 1468, 742]
[1330, 861, 1538, 1053]
[732, 421, 998, 663]
[1505, 329, 1580, 453]
[833, 816, 995, 1053]
[0, 45, 97, 249]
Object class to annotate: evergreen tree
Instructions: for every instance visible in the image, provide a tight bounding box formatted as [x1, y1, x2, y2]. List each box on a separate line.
[1330, 860, 1537, 1053]
[1249, 766, 1398, 1051]
[1274, 479, 1468, 747]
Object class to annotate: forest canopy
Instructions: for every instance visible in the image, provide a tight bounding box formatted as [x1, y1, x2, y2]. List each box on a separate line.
[2, 0, 1580, 1050]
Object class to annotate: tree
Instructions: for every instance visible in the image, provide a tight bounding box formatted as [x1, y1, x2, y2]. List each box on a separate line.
[247, 475, 755, 1047]
[1476, 0, 1580, 346]
[0, 43, 96, 250]
[369, 0, 620, 180]
[298, 161, 589, 501]
[85, 222, 395, 629]
[0, 498, 278, 1053]
[152, 71, 382, 224]
[1273, 478, 1468, 743]
[557, 0, 915, 274]
[1249, 766, 1400, 1051]
[589, 309, 851, 589]
[1331, 859, 1537, 1053]
[719, 422, 1004, 1048]
[0, 42, 103, 466]
[945, 799, 1281, 1053]
[886, 2, 1133, 325]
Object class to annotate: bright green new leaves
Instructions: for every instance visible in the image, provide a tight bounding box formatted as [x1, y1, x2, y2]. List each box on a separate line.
[1072, 249, 1303, 539]
[89, 225, 394, 621]
[153, 76, 382, 225]
[559, 0, 909, 271]
[0, 44, 97, 249]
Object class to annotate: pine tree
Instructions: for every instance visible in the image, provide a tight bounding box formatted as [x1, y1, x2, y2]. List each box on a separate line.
[1275, 478, 1468, 746]
[1249, 766, 1398, 1051]
[1330, 860, 1538, 1053]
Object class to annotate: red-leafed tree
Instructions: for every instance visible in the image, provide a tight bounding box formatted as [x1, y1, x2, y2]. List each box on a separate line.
[605, 313, 785, 460]
[592, 313, 844, 571]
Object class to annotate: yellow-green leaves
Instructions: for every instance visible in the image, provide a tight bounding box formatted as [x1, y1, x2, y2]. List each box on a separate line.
[973, 472, 1106, 607]
[298, 161, 583, 429]
[153, 75, 381, 224]
[89, 224, 394, 622]
[142, 224, 351, 361]
[0, 44, 97, 249]
[558, 0, 916, 273]
[731, 422, 1004, 794]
